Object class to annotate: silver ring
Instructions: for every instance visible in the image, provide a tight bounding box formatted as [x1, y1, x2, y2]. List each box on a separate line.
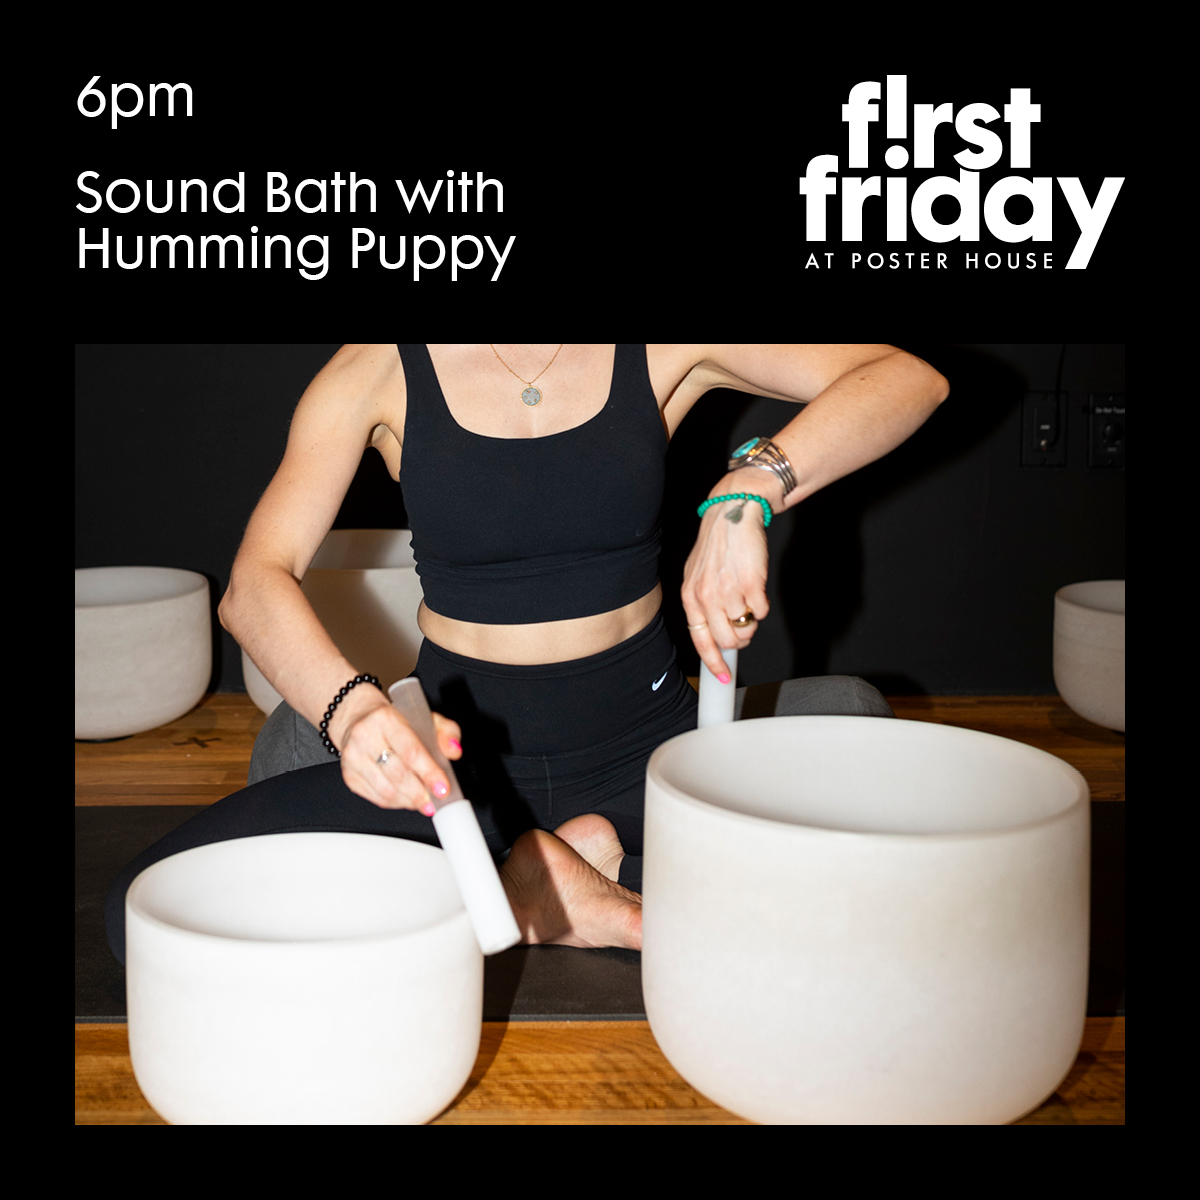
[687, 621, 709, 631]
[376, 750, 392, 766]
[730, 610, 756, 628]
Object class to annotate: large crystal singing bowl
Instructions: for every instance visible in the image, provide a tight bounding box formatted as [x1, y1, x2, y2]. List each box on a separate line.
[126, 833, 482, 1125]
[1054, 580, 1125, 732]
[243, 529, 424, 715]
[643, 716, 1090, 1125]
[75, 567, 211, 739]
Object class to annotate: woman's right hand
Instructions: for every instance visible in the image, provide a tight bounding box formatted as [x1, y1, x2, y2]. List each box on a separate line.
[328, 684, 463, 813]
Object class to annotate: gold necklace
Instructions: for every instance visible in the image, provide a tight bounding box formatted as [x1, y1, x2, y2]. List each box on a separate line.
[490, 344, 564, 407]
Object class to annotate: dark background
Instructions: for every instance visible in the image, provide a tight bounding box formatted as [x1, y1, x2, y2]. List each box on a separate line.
[69, 67, 1128, 326]
[75, 343, 1124, 695]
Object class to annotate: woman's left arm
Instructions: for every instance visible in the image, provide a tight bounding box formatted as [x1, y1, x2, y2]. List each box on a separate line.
[679, 345, 949, 681]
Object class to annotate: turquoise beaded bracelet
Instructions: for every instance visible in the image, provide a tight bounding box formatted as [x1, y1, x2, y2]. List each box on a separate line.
[696, 493, 773, 528]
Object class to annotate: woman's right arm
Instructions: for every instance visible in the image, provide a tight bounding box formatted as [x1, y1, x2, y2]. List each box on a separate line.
[218, 344, 459, 812]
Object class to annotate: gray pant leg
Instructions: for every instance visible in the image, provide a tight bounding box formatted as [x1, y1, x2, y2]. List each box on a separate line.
[734, 676, 895, 720]
[247, 701, 336, 785]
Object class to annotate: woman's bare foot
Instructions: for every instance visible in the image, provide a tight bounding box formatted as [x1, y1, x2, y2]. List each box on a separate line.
[501, 828, 642, 950]
[553, 814, 626, 882]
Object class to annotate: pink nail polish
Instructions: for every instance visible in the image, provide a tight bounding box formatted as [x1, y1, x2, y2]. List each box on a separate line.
[448, 738, 462, 753]
[718, 673, 731, 685]
[432, 781, 449, 798]
[421, 802, 436, 817]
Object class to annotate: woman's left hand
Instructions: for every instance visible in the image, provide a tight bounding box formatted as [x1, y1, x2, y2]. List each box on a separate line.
[681, 470, 781, 681]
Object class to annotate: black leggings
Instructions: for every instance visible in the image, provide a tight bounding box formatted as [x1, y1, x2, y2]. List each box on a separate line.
[105, 614, 698, 963]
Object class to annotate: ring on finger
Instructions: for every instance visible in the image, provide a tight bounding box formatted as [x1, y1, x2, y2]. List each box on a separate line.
[730, 609, 756, 628]
[376, 750, 392, 766]
[687, 621, 709, 631]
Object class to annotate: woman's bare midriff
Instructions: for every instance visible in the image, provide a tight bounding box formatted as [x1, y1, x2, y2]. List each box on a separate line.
[417, 584, 663, 665]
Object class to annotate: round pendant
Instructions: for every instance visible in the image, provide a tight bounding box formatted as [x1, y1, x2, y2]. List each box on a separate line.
[521, 386, 542, 407]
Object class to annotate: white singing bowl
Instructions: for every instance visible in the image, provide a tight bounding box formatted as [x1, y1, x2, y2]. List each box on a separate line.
[242, 529, 424, 715]
[1054, 580, 1125, 732]
[643, 716, 1089, 1125]
[75, 567, 211, 739]
[126, 834, 482, 1125]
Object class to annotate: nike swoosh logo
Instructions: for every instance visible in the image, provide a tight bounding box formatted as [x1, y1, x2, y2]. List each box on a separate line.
[652, 672, 669, 691]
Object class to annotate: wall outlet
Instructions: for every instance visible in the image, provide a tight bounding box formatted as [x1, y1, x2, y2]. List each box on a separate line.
[1088, 394, 1125, 469]
[1021, 391, 1067, 467]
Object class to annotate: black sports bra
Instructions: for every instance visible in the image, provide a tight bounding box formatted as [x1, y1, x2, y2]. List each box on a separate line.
[397, 344, 666, 625]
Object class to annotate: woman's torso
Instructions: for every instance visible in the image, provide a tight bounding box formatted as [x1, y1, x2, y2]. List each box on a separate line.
[365, 344, 722, 665]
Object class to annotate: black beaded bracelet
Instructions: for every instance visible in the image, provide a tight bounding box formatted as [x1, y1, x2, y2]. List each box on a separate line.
[319, 674, 382, 757]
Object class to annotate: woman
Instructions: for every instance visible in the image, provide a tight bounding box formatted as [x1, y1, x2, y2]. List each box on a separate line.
[105, 344, 947, 960]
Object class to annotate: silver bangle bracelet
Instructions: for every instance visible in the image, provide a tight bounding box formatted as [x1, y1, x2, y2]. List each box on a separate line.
[727, 437, 797, 497]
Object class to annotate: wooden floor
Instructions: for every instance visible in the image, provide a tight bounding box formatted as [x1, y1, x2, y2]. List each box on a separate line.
[75, 693, 266, 806]
[76, 692, 1125, 1125]
[76, 1015, 1124, 1126]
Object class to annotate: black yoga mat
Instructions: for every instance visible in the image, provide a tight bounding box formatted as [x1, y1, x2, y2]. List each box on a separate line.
[75, 806, 645, 1023]
[76, 803, 1124, 1023]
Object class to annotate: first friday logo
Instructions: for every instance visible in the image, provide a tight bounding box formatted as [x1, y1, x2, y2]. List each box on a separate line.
[798, 76, 1124, 269]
